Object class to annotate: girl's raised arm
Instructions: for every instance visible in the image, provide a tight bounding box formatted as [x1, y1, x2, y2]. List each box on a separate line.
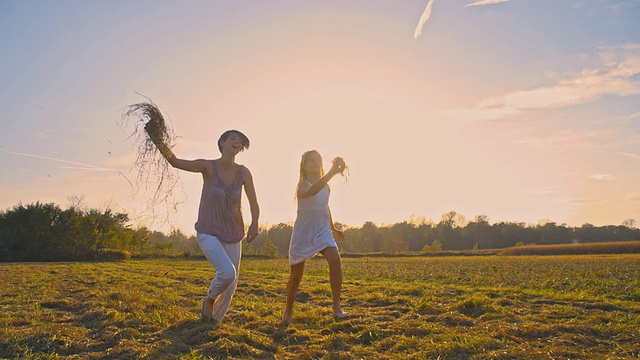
[297, 157, 345, 198]
[156, 142, 209, 173]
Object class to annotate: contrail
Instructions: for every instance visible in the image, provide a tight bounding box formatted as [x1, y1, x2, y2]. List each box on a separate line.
[0, 147, 135, 188]
[0, 147, 112, 171]
[414, 0, 436, 39]
[58, 166, 115, 172]
[465, 0, 511, 7]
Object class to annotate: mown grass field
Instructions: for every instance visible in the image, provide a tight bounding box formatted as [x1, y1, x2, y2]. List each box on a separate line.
[1, 255, 639, 359]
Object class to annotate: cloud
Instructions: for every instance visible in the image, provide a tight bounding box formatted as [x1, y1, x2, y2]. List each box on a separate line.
[514, 129, 604, 150]
[448, 45, 640, 123]
[617, 152, 640, 160]
[554, 197, 593, 207]
[519, 186, 558, 195]
[478, 68, 640, 112]
[567, 198, 592, 205]
[465, 0, 512, 7]
[589, 174, 615, 181]
[626, 192, 640, 202]
[414, 0, 436, 39]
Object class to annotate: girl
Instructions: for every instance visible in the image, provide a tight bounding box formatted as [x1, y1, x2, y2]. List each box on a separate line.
[282, 150, 349, 325]
[155, 129, 260, 323]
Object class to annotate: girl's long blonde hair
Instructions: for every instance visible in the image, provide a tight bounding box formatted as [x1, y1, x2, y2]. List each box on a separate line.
[295, 150, 324, 199]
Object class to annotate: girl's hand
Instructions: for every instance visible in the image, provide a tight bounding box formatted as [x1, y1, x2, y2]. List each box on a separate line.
[156, 142, 175, 161]
[330, 157, 346, 175]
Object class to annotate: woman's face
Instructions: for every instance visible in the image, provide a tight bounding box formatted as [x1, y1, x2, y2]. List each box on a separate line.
[303, 152, 323, 175]
[222, 133, 244, 154]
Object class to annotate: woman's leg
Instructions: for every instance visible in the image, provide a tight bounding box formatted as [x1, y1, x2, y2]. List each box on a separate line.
[211, 241, 242, 322]
[282, 261, 305, 325]
[319, 246, 348, 316]
[197, 233, 238, 320]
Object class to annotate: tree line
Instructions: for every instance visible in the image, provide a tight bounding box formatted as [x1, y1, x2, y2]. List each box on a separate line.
[1, 203, 638, 262]
[253, 211, 639, 256]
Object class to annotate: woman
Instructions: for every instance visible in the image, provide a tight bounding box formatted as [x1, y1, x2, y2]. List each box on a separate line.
[156, 129, 260, 323]
[282, 150, 349, 325]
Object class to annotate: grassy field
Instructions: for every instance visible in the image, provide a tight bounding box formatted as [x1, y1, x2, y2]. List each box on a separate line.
[1, 255, 639, 359]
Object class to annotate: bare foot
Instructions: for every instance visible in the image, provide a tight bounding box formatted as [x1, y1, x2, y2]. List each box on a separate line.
[281, 310, 292, 326]
[333, 307, 350, 319]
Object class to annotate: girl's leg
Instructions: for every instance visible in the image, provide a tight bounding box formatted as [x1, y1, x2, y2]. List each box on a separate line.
[282, 261, 305, 325]
[211, 241, 242, 322]
[319, 246, 348, 316]
[197, 233, 238, 320]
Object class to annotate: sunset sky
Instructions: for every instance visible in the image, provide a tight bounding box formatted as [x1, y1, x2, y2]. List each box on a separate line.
[1, 1, 639, 234]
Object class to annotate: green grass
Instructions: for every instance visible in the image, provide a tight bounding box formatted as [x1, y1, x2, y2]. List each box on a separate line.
[1, 255, 639, 359]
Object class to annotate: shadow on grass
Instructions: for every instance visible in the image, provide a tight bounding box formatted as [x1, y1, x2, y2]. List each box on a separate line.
[150, 318, 221, 358]
[152, 318, 279, 359]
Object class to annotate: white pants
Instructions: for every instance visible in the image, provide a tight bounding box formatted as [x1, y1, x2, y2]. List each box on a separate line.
[197, 233, 242, 322]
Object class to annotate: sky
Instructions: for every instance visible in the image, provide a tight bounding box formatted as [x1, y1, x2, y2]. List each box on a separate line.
[1, 0, 639, 234]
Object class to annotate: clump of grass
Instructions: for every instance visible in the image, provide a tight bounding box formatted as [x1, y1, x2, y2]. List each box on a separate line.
[455, 294, 492, 318]
[121, 99, 182, 225]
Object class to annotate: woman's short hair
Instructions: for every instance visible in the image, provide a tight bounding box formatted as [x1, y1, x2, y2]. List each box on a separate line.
[218, 130, 250, 152]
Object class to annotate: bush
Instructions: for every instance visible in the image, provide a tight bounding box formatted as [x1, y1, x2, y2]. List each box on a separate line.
[421, 239, 442, 254]
[94, 249, 131, 261]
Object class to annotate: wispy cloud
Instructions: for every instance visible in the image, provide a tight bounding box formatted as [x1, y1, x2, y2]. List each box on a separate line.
[554, 197, 593, 207]
[515, 129, 604, 149]
[465, 0, 512, 7]
[617, 152, 640, 160]
[589, 174, 615, 181]
[414, 0, 436, 39]
[520, 186, 558, 195]
[626, 192, 640, 202]
[447, 45, 640, 122]
[478, 68, 640, 113]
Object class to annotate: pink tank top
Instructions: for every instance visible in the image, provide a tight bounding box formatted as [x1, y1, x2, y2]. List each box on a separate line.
[194, 161, 245, 243]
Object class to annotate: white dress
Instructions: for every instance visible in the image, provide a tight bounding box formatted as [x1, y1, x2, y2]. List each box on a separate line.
[288, 182, 337, 265]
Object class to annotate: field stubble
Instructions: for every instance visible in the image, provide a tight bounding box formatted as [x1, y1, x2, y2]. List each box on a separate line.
[1, 255, 639, 359]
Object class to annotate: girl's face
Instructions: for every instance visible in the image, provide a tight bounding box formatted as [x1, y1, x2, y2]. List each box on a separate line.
[303, 152, 323, 176]
[222, 133, 244, 154]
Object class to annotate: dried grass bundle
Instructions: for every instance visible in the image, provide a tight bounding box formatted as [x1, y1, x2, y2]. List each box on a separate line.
[121, 100, 182, 225]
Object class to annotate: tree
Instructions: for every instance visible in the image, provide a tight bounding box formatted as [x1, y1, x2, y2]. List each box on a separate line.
[257, 235, 278, 257]
[0, 202, 131, 261]
[361, 221, 382, 252]
[266, 223, 293, 256]
[622, 219, 637, 229]
[422, 239, 442, 253]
